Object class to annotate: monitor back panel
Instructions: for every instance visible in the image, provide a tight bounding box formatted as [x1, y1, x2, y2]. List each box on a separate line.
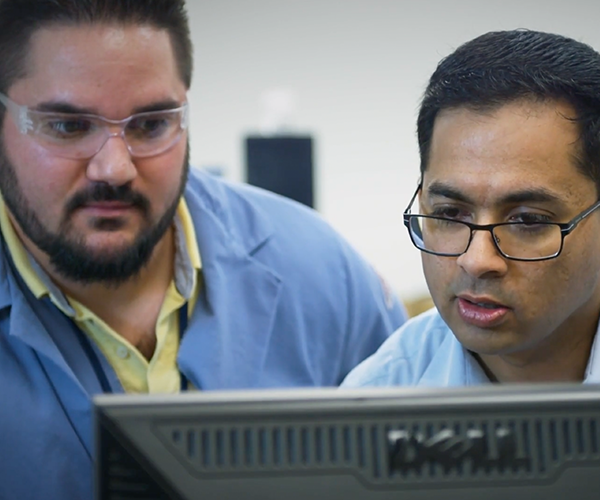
[95, 387, 600, 500]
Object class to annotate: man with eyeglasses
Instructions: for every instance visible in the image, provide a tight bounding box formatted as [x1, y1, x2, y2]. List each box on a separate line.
[0, 1, 406, 498]
[343, 29, 600, 388]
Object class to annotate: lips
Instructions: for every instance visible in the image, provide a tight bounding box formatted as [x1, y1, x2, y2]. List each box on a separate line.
[84, 201, 133, 209]
[456, 295, 511, 328]
[78, 201, 136, 217]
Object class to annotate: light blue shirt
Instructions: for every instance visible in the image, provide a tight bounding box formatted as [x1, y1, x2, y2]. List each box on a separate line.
[342, 308, 600, 387]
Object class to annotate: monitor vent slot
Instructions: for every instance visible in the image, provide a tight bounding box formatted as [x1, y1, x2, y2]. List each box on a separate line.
[163, 423, 376, 471]
[155, 413, 600, 487]
[103, 434, 174, 500]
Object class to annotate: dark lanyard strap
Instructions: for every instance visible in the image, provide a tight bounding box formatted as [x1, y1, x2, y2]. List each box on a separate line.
[179, 302, 189, 391]
[70, 318, 114, 393]
[76, 302, 190, 393]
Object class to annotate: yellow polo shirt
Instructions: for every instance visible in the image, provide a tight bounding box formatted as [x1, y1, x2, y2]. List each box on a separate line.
[0, 195, 201, 394]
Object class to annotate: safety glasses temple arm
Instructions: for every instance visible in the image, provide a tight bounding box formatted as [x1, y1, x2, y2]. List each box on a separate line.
[0, 92, 31, 134]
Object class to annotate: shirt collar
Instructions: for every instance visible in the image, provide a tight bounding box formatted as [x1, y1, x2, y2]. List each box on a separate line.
[584, 319, 600, 383]
[172, 199, 201, 299]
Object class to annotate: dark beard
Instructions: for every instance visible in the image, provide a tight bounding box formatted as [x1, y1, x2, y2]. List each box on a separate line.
[0, 141, 190, 286]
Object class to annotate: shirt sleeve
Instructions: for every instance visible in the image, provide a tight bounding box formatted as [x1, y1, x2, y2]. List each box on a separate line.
[334, 236, 408, 384]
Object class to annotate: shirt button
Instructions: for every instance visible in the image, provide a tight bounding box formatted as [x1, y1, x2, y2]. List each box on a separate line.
[116, 346, 130, 359]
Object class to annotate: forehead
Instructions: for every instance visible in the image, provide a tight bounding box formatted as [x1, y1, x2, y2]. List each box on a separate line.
[9, 23, 186, 117]
[423, 100, 596, 205]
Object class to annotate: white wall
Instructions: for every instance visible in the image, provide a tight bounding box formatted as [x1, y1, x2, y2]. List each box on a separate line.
[185, 0, 600, 301]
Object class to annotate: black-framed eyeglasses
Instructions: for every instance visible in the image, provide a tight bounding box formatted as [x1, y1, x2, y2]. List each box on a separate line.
[403, 184, 600, 262]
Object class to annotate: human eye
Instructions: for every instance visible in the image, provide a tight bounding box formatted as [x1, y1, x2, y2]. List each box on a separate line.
[39, 115, 95, 140]
[507, 212, 555, 236]
[127, 112, 175, 139]
[509, 212, 553, 224]
[429, 205, 471, 221]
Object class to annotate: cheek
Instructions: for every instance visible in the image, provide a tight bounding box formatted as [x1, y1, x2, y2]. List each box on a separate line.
[136, 144, 187, 204]
[4, 131, 80, 202]
[552, 243, 600, 299]
[421, 253, 453, 298]
[512, 249, 598, 322]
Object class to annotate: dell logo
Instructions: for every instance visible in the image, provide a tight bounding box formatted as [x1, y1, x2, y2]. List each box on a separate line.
[388, 427, 530, 473]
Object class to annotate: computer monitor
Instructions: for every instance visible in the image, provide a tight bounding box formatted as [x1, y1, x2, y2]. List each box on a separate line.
[94, 384, 600, 499]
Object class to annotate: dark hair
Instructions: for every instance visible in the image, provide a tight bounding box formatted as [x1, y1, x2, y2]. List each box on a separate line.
[0, 0, 193, 95]
[417, 29, 600, 191]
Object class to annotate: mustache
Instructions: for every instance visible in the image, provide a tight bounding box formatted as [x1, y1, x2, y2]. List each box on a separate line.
[452, 279, 512, 304]
[65, 183, 150, 215]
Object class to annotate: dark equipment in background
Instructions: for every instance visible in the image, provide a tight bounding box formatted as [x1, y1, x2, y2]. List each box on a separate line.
[245, 135, 314, 209]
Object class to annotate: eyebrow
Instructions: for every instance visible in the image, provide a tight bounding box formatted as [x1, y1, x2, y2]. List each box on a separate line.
[33, 99, 183, 115]
[426, 180, 564, 205]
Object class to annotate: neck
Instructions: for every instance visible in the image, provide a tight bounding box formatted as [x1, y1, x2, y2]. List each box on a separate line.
[9, 215, 175, 355]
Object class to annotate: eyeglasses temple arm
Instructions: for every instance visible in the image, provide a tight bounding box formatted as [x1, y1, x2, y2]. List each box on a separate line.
[403, 181, 423, 214]
[0, 92, 32, 134]
[561, 199, 600, 234]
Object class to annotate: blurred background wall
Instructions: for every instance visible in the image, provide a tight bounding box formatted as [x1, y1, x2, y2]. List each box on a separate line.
[185, 0, 600, 303]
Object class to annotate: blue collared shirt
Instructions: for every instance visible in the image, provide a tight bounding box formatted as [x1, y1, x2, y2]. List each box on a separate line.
[0, 169, 407, 500]
[342, 308, 600, 387]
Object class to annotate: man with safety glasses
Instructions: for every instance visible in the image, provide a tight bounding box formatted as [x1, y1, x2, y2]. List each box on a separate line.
[344, 29, 600, 388]
[0, 1, 406, 498]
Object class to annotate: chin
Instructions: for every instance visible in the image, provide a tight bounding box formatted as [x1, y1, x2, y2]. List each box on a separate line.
[83, 230, 139, 249]
[457, 331, 523, 357]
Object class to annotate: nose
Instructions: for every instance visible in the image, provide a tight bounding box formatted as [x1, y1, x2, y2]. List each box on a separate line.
[456, 229, 508, 278]
[86, 133, 137, 186]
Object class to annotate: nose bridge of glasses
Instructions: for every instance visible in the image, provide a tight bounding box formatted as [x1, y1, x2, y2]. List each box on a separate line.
[465, 224, 503, 255]
[100, 114, 132, 133]
[93, 114, 137, 149]
[88, 117, 132, 158]
[456, 227, 510, 275]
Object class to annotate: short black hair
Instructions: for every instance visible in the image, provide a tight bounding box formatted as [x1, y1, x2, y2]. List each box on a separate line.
[0, 0, 193, 96]
[417, 29, 600, 192]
